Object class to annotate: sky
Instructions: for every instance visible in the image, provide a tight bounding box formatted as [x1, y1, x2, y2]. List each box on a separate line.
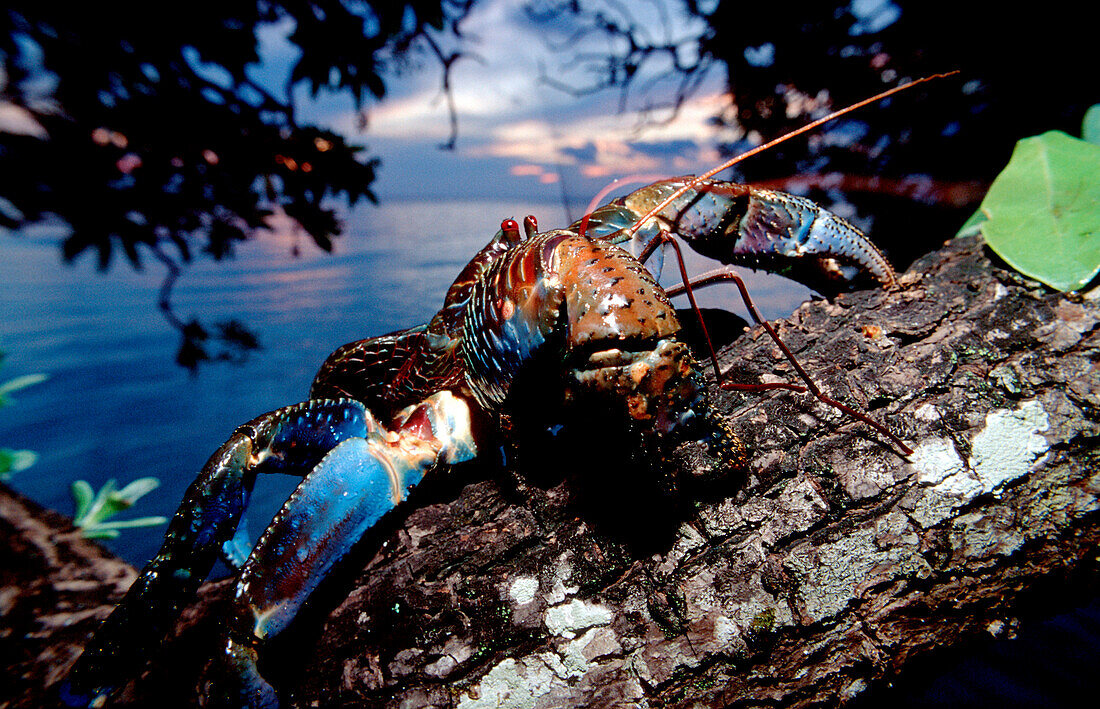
[0, 1, 905, 207]
[256, 0, 737, 204]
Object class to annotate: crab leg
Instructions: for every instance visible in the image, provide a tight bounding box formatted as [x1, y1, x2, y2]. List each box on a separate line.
[209, 390, 477, 707]
[59, 399, 383, 708]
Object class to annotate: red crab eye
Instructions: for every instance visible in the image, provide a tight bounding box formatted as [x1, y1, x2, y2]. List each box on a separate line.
[500, 218, 522, 244]
[523, 215, 538, 237]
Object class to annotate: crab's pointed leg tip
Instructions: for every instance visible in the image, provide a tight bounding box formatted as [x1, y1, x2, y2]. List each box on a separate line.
[56, 681, 96, 709]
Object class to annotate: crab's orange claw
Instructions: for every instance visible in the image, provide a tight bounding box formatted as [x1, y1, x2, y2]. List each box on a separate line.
[574, 178, 897, 294]
[681, 185, 897, 290]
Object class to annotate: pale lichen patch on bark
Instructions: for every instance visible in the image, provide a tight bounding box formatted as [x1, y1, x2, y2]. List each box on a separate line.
[542, 552, 579, 605]
[905, 400, 1051, 529]
[907, 438, 982, 528]
[508, 577, 538, 606]
[457, 657, 556, 709]
[784, 511, 928, 623]
[544, 598, 613, 639]
[969, 400, 1050, 493]
[458, 617, 626, 709]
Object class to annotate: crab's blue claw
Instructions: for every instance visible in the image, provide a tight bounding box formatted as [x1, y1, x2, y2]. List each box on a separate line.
[59, 399, 375, 707]
[208, 390, 476, 706]
[59, 392, 475, 708]
[712, 187, 898, 289]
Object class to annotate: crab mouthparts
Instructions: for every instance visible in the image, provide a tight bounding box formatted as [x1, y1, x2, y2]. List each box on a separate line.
[566, 338, 705, 434]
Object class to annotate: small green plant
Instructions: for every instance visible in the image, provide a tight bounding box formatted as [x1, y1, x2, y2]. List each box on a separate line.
[958, 104, 1100, 292]
[71, 477, 168, 539]
[0, 350, 48, 482]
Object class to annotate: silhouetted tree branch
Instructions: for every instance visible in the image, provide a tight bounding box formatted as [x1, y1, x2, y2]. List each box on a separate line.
[527, 0, 714, 118]
[1, 1, 476, 367]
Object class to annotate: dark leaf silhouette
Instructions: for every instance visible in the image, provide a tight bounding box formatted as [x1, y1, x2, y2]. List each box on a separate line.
[1, 1, 472, 367]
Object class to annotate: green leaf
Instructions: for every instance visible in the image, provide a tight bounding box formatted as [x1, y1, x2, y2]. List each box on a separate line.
[86, 516, 169, 531]
[81, 528, 121, 540]
[0, 448, 37, 476]
[99, 492, 135, 517]
[1084, 104, 1100, 146]
[115, 477, 160, 503]
[956, 209, 987, 239]
[975, 130, 1100, 291]
[0, 373, 49, 396]
[0, 373, 48, 406]
[80, 514, 168, 539]
[88, 478, 119, 521]
[71, 480, 96, 522]
[71, 476, 165, 539]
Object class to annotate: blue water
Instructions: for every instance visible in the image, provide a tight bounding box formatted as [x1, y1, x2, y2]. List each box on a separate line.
[0, 198, 809, 567]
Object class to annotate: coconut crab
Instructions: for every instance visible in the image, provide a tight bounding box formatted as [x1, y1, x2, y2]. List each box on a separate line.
[58, 80, 935, 706]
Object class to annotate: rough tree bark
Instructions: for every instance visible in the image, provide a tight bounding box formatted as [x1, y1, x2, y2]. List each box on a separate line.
[2, 235, 1098, 708]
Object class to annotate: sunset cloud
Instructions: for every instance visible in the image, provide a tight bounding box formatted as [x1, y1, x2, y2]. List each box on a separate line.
[463, 88, 734, 180]
[296, 0, 737, 200]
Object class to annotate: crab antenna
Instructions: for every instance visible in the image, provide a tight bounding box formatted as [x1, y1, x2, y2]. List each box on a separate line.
[625, 71, 961, 242]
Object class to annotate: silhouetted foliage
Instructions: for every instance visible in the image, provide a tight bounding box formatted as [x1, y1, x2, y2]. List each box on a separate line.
[1, 1, 473, 367]
[532, 0, 1099, 268]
